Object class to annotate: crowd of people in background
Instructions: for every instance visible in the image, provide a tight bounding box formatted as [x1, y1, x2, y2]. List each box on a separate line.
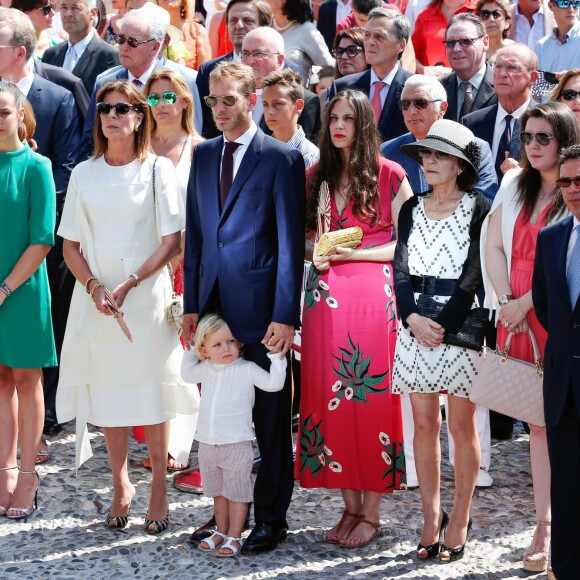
[0, 0, 579, 577]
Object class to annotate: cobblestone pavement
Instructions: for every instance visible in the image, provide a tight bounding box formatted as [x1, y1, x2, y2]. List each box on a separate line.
[0, 422, 552, 580]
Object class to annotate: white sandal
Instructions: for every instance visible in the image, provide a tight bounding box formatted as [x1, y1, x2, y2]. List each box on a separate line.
[198, 530, 227, 552]
[216, 536, 243, 558]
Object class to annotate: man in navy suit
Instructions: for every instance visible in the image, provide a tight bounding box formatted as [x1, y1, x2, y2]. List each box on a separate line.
[381, 74, 497, 198]
[196, 0, 273, 138]
[0, 15, 79, 435]
[462, 44, 538, 184]
[317, 0, 352, 50]
[329, 7, 412, 142]
[440, 14, 497, 122]
[183, 61, 305, 553]
[79, 6, 202, 160]
[533, 145, 580, 580]
[43, 0, 120, 97]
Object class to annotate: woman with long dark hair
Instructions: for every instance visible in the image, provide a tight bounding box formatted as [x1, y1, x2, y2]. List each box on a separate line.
[298, 89, 413, 549]
[483, 102, 579, 573]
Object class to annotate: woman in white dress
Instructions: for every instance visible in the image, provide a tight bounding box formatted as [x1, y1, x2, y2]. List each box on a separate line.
[138, 69, 203, 474]
[392, 120, 491, 563]
[57, 80, 194, 534]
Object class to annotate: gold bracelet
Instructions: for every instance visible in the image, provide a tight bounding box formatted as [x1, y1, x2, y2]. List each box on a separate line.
[89, 283, 104, 299]
[85, 276, 98, 294]
[517, 298, 527, 317]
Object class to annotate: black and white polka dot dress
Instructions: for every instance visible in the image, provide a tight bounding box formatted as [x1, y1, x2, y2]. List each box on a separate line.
[392, 193, 480, 398]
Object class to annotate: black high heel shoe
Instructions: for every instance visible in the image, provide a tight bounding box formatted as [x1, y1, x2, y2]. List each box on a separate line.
[6, 469, 39, 520]
[439, 517, 472, 563]
[106, 501, 131, 529]
[144, 514, 169, 534]
[417, 510, 449, 560]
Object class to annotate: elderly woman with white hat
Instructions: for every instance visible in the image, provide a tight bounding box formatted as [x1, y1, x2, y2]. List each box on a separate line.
[391, 119, 491, 563]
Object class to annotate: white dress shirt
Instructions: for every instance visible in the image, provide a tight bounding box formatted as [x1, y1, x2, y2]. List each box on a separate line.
[456, 64, 486, 114]
[491, 99, 530, 161]
[369, 63, 399, 111]
[63, 29, 94, 72]
[336, 0, 351, 26]
[15, 67, 35, 97]
[181, 352, 287, 445]
[222, 122, 258, 180]
[128, 58, 158, 87]
[252, 88, 264, 123]
[514, 3, 546, 50]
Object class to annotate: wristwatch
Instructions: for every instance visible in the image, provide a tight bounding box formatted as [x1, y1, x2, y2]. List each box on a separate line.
[0, 281, 12, 297]
[129, 273, 140, 286]
[498, 294, 514, 306]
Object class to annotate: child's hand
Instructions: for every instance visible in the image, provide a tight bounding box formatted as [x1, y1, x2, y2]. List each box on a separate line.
[181, 313, 199, 349]
[262, 322, 294, 358]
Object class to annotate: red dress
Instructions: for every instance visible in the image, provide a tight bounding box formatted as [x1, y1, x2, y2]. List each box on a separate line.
[297, 159, 406, 493]
[496, 205, 551, 361]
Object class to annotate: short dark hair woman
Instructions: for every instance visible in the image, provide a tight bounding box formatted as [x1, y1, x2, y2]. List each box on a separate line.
[392, 119, 490, 562]
[57, 80, 195, 534]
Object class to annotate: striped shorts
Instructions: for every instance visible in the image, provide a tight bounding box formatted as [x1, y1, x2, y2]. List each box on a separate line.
[198, 441, 254, 503]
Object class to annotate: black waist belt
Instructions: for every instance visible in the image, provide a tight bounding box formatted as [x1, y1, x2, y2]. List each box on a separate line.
[411, 275, 457, 296]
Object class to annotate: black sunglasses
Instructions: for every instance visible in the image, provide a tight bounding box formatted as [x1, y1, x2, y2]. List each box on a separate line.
[478, 9, 504, 20]
[555, 176, 580, 188]
[114, 34, 156, 48]
[417, 147, 451, 160]
[443, 36, 484, 49]
[520, 132, 556, 146]
[39, 2, 55, 15]
[561, 89, 580, 102]
[96, 102, 140, 116]
[204, 95, 244, 107]
[147, 92, 178, 106]
[399, 98, 441, 111]
[332, 44, 364, 59]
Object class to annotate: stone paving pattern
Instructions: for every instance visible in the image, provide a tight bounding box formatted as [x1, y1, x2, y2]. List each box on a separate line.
[0, 422, 552, 580]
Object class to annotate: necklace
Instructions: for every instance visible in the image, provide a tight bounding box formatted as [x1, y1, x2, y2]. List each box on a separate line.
[272, 18, 292, 32]
[176, 135, 189, 165]
[538, 186, 555, 200]
[430, 191, 464, 211]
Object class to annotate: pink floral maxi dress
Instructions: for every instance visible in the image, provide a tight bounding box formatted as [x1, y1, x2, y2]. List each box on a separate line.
[297, 158, 406, 493]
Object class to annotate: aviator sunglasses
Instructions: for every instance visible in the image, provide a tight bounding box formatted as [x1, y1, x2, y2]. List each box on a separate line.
[555, 176, 580, 188]
[520, 132, 556, 146]
[204, 95, 245, 107]
[417, 147, 451, 160]
[96, 102, 141, 116]
[561, 89, 580, 101]
[114, 34, 156, 48]
[399, 98, 441, 111]
[147, 92, 178, 106]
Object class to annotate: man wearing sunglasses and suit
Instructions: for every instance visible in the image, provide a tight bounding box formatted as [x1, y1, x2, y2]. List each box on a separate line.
[536, 0, 580, 74]
[533, 144, 580, 580]
[79, 4, 202, 160]
[508, 0, 555, 48]
[183, 61, 305, 553]
[440, 14, 497, 122]
[462, 44, 538, 186]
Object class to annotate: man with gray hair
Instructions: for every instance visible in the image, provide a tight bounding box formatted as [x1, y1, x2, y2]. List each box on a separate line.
[43, 0, 119, 96]
[241, 26, 321, 143]
[79, 5, 202, 159]
[329, 7, 412, 142]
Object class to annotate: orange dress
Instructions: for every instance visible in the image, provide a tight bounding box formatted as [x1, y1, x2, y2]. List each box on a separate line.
[496, 204, 551, 361]
[181, 20, 203, 70]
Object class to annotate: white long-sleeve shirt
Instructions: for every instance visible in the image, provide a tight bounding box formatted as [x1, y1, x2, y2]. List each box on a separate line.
[181, 352, 287, 445]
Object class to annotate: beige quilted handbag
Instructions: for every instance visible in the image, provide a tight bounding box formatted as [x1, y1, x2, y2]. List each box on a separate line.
[470, 329, 545, 427]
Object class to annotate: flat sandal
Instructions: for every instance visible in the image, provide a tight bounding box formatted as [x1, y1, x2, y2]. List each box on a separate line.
[325, 510, 358, 544]
[339, 515, 383, 549]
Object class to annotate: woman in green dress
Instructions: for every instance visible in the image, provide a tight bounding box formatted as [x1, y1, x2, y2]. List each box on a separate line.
[0, 80, 56, 519]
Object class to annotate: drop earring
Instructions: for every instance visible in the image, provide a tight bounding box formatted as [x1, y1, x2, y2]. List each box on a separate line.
[134, 124, 140, 132]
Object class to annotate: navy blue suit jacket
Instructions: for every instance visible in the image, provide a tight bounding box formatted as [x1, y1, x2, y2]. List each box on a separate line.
[27, 73, 80, 197]
[42, 34, 120, 97]
[381, 132, 498, 199]
[532, 217, 580, 426]
[329, 66, 413, 142]
[441, 64, 497, 122]
[317, 0, 338, 50]
[462, 103, 522, 183]
[184, 129, 306, 344]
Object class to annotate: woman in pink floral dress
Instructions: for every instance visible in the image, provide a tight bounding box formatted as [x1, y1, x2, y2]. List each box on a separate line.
[297, 89, 413, 548]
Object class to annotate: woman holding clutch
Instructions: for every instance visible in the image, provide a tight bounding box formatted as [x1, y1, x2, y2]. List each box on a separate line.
[483, 102, 579, 573]
[392, 119, 490, 563]
[297, 89, 413, 549]
[57, 80, 195, 534]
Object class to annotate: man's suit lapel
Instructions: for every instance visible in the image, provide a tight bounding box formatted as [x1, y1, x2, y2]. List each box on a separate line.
[219, 131, 262, 225]
[205, 139, 222, 221]
[378, 68, 404, 135]
[473, 64, 495, 110]
[554, 218, 575, 310]
[27, 76, 41, 105]
[52, 42, 67, 67]
[72, 35, 97, 76]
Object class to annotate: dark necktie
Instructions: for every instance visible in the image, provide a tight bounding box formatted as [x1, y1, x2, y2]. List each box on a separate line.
[220, 141, 241, 211]
[494, 114, 513, 180]
[132, 79, 143, 90]
[460, 81, 473, 118]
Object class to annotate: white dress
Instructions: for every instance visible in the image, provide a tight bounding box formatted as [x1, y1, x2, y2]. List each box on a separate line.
[392, 193, 481, 398]
[57, 154, 198, 468]
[174, 134, 194, 205]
